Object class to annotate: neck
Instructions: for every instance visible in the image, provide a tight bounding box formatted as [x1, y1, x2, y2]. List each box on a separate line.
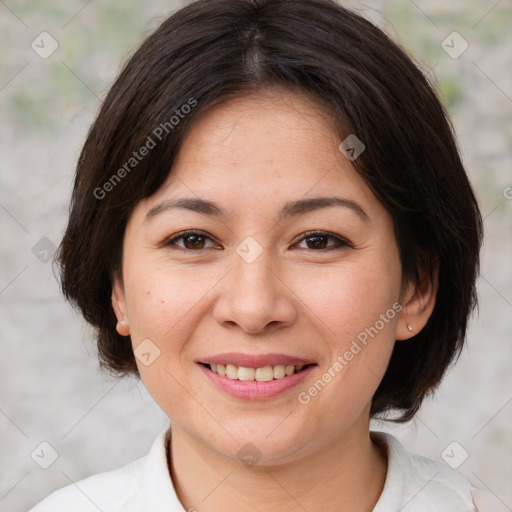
[167, 418, 387, 512]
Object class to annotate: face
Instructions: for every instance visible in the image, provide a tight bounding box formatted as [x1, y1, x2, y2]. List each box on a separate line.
[112, 88, 413, 465]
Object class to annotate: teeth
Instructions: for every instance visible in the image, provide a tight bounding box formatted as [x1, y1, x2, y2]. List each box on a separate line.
[238, 366, 255, 380]
[273, 365, 286, 379]
[226, 364, 238, 379]
[207, 363, 307, 381]
[255, 366, 273, 382]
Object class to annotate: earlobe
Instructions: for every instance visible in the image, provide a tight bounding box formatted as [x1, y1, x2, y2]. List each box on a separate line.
[111, 274, 130, 336]
[397, 264, 439, 340]
[115, 320, 131, 336]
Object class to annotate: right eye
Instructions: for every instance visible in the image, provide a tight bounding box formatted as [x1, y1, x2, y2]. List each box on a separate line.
[163, 230, 220, 251]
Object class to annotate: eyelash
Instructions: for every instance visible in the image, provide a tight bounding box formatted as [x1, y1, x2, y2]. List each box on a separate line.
[163, 230, 352, 252]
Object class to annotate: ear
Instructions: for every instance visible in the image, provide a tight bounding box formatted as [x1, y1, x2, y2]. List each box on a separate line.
[111, 270, 128, 325]
[396, 263, 439, 340]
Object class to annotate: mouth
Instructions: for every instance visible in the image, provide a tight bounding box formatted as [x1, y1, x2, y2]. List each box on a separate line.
[196, 355, 318, 400]
[198, 362, 316, 381]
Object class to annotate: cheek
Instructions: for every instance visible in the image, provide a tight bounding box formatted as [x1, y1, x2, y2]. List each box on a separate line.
[123, 266, 208, 403]
[298, 260, 401, 343]
[123, 262, 213, 346]
[299, 258, 401, 401]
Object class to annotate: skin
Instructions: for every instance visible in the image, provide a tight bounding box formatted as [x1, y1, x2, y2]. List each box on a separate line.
[112, 87, 438, 511]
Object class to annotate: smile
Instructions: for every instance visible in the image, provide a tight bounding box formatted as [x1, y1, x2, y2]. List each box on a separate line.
[201, 362, 312, 381]
[197, 358, 317, 400]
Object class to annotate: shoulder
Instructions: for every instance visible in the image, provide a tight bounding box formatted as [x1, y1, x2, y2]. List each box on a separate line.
[27, 427, 177, 512]
[27, 456, 145, 512]
[371, 431, 483, 512]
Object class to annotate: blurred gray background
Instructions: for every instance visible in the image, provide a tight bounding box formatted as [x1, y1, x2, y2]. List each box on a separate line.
[1, 1, 511, 511]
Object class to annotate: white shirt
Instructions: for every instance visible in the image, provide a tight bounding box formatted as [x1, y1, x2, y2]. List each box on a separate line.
[27, 427, 500, 511]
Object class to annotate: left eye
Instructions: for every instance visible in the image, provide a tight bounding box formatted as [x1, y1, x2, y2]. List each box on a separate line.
[294, 231, 349, 250]
[164, 230, 350, 251]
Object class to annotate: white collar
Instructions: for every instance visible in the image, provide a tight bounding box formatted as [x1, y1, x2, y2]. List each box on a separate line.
[140, 427, 477, 511]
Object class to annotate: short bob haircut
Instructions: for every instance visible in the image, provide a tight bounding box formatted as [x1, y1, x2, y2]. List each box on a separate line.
[56, 0, 483, 422]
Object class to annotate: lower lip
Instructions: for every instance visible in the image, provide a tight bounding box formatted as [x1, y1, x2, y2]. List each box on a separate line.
[197, 363, 316, 400]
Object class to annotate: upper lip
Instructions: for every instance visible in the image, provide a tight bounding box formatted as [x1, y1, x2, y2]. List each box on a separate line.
[197, 353, 316, 367]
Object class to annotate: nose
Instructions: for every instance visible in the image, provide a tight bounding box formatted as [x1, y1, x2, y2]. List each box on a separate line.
[212, 248, 297, 334]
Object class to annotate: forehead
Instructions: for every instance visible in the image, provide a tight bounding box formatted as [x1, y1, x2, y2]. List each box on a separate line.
[173, 89, 343, 178]
[135, 88, 381, 221]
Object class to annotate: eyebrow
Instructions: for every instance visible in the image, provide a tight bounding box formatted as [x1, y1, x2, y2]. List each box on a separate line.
[145, 196, 369, 223]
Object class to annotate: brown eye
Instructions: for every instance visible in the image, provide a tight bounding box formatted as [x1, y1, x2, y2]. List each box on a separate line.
[164, 230, 351, 252]
[295, 231, 350, 250]
[165, 231, 217, 250]
[182, 233, 206, 249]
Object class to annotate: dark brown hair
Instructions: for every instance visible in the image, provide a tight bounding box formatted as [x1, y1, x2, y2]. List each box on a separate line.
[56, 0, 483, 422]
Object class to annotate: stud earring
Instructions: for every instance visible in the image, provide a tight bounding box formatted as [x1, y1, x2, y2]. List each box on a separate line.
[116, 320, 130, 336]
[407, 324, 413, 332]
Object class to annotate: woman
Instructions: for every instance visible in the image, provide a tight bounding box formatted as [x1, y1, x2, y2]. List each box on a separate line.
[29, 0, 497, 510]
